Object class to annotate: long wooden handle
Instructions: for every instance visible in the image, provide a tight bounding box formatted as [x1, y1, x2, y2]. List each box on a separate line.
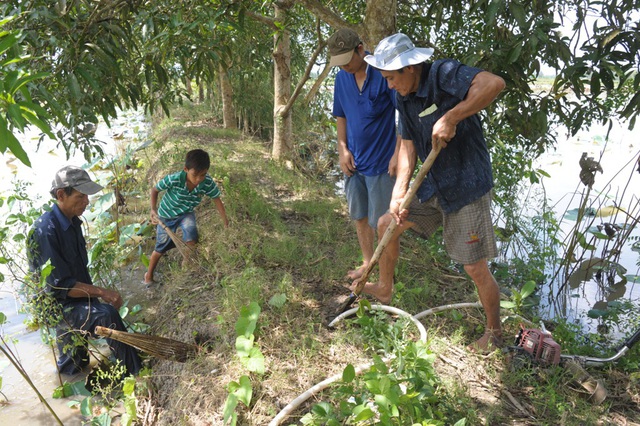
[351, 145, 442, 296]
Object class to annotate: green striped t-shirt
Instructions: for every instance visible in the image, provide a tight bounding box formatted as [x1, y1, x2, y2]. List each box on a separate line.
[156, 171, 221, 219]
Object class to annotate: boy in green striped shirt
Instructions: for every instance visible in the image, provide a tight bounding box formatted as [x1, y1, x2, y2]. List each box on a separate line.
[144, 149, 229, 285]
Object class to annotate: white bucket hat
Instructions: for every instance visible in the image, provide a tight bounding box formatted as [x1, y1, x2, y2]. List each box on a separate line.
[364, 33, 434, 71]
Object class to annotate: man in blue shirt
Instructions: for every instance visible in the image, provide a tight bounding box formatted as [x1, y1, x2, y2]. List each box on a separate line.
[362, 33, 506, 353]
[329, 28, 399, 281]
[28, 166, 142, 376]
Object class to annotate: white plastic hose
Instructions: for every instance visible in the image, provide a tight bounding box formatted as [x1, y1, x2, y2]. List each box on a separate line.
[269, 304, 427, 426]
[328, 304, 428, 342]
[413, 302, 482, 320]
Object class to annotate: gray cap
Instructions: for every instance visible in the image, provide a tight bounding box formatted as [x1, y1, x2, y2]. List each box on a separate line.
[328, 28, 361, 67]
[51, 165, 103, 195]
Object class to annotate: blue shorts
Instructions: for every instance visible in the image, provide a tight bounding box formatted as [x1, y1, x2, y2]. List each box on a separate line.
[344, 172, 394, 229]
[155, 212, 198, 254]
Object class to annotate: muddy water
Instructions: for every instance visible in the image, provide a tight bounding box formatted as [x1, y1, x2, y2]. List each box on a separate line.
[0, 289, 88, 425]
[0, 268, 152, 425]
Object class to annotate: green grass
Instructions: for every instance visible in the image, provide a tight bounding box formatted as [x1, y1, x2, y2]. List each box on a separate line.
[131, 102, 640, 426]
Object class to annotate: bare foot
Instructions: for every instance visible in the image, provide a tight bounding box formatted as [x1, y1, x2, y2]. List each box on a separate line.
[349, 281, 392, 304]
[143, 272, 155, 285]
[467, 330, 503, 354]
[346, 263, 368, 280]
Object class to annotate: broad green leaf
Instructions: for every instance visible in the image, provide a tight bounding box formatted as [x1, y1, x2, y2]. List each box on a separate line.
[311, 402, 331, 416]
[9, 71, 49, 94]
[374, 394, 392, 411]
[140, 252, 149, 268]
[122, 377, 136, 396]
[80, 396, 92, 416]
[222, 393, 238, 426]
[0, 312, 6, 324]
[236, 302, 260, 336]
[507, 44, 522, 63]
[7, 103, 27, 129]
[2, 124, 31, 166]
[587, 309, 608, 319]
[0, 32, 18, 55]
[353, 406, 375, 422]
[268, 293, 287, 308]
[625, 275, 640, 283]
[500, 300, 516, 309]
[342, 364, 356, 383]
[244, 347, 265, 374]
[235, 315, 255, 338]
[94, 412, 111, 426]
[520, 280, 536, 299]
[235, 335, 254, 357]
[234, 375, 253, 406]
[576, 232, 596, 251]
[67, 71, 82, 99]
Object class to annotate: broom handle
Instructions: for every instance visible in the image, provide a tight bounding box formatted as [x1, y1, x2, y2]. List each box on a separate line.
[351, 145, 441, 296]
[95, 325, 115, 338]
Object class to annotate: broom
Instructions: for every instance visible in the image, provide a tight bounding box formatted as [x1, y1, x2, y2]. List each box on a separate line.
[336, 145, 442, 315]
[155, 218, 194, 262]
[95, 326, 199, 362]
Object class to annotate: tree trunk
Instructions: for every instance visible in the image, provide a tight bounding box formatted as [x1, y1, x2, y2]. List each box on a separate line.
[271, 1, 293, 161]
[198, 82, 205, 103]
[362, 0, 396, 46]
[219, 64, 237, 129]
[185, 76, 193, 98]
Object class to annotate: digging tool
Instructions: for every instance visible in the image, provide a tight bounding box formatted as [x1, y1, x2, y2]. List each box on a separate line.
[336, 145, 442, 315]
[95, 326, 199, 362]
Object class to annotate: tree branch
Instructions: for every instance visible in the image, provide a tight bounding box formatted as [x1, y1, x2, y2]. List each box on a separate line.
[296, 0, 355, 30]
[244, 9, 278, 29]
[281, 19, 326, 116]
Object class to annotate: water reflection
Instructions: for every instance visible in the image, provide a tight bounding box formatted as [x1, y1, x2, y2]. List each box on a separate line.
[533, 122, 640, 335]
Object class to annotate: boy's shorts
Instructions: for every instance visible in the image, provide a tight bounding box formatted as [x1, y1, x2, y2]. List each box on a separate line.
[345, 171, 394, 229]
[155, 212, 198, 254]
[406, 192, 498, 265]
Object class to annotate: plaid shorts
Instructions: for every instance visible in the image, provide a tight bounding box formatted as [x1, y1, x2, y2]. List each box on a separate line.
[406, 192, 498, 265]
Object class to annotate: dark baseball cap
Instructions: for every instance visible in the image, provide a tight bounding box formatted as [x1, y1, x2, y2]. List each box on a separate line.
[328, 28, 361, 67]
[51, 165, 103, 195]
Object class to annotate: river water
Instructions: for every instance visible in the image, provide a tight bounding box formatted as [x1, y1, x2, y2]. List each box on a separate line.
[530, 120, 640, 335]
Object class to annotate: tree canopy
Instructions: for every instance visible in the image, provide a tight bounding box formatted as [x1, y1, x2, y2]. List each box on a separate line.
[1, 0, 639, 167]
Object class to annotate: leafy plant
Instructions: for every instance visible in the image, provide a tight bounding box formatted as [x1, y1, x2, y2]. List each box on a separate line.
[301, 304, 469, 425]
[223, 301, 264, 425]
[500, 280, 538, 316]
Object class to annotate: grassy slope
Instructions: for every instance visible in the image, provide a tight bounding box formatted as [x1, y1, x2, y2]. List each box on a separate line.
[133, 104, 640, 425]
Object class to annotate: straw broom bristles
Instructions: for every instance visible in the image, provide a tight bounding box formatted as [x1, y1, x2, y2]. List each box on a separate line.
[95, 326, 199, 362]
[155, 219, 193, 262]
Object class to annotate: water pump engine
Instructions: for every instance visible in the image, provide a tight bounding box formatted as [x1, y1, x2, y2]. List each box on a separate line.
[514, 324, 562, 365]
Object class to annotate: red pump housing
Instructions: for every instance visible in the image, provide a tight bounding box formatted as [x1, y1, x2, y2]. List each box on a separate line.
[514, 325, 562, 365]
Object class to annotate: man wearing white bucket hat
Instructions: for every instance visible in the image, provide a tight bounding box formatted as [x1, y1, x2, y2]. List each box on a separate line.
[361, 33, 506, 353]
[327, 28, 400, 281]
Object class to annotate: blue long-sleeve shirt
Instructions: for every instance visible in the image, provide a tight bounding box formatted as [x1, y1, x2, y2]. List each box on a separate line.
[28, 203, 95, 307]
